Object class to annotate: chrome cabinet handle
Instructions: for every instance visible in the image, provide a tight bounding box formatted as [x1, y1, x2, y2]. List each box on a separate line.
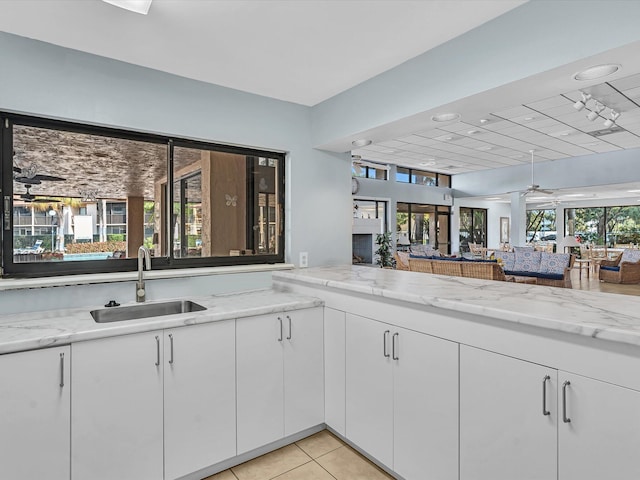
[155, 336, 160, 366]
[286, 315, 292, 340]
[542, 375, 550, 416]
[562, 380, 571, 423]
[383, 330, 390, 358]
[278, 317, 283, 342]
[59, 352, 65, 388]
[168, 333, 174, 364]
[392, 332, 399, 360]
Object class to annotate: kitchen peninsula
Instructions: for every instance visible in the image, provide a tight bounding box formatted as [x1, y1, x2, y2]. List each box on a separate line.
[273, 266, 640, 480]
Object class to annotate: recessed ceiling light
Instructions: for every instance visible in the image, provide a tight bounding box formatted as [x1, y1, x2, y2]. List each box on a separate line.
[523, 117, 535, 121]
[382, 149, 396, 154]
[444, 136, 454, 141]
[628, 189, 640, 193]
[565, 194, 585, 197]
[479, 119, 489, 124]
[467, 130, 480, 135]
[102, 0, 153, 14]
[485, 197, 501, 200]
[432, 113, 461, 123]
[419, 161, 436, 166]
[573, 64, 620, 81]
[352, 139, 372, 147]
[476, 146, 493, 151]
[581, 142, 600, 147]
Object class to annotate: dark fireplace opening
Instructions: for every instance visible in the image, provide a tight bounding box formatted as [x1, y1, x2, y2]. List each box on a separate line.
[352, 234, 373, 264]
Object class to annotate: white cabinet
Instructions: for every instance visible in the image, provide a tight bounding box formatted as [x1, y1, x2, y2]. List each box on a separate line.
[0, 346, 70, 480]
[237, 307, 323, 454]
[72, 331, 164, 480]
[393, 323, 458, 480]
[345, 313, 394, 466]
[284, 308, 324, 435]
[164, 320, 236, 480]
[324, 307, 346, 435]
[460, 346, 557, 480]
[346, 313, 458, 478]
[559, 372, 640, 480]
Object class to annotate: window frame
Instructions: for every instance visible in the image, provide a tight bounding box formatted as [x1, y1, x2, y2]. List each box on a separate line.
[1, 112, 285, 278]
[395, 166, 451, 187]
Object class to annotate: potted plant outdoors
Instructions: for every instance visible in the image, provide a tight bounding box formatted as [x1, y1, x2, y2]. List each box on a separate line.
[375, 231, 396, 268]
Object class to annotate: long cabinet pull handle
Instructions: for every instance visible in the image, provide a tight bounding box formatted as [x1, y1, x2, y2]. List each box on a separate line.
[542, 375, 550, 416]
[286, 315, 292, 340]
[168, 334, 174, 364]
[383, 330, 390, 358]
[59, 352, 65, 388]
[278, 317, 283, 342]
[155, 336, 160, 366]
[392, 332, 399, 360]
[562, 380, 571, 423]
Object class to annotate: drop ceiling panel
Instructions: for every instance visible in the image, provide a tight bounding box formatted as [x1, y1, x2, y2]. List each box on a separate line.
[526, 95, 571, 111]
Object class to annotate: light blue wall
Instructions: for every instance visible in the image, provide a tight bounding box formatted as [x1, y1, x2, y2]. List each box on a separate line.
[311, 0, 640, 149]
[453, 149, 640, 198]
[0, 31, 352, 274]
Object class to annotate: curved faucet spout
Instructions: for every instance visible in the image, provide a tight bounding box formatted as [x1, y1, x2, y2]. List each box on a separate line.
[136, 246, 152, 302]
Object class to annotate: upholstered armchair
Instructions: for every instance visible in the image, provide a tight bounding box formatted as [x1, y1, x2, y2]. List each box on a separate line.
[599, 249, 640, 284]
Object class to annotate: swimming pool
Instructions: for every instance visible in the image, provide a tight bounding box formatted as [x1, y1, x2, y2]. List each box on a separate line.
[63, 252, 112, 261]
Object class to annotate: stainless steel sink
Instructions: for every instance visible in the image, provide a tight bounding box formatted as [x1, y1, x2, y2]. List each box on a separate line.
[91, 300, 206, 323]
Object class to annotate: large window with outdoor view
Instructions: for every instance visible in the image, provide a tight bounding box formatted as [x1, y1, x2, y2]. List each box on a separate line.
[565, 205, 640, 246]
[396, 202, 450, 254]
[1, 113, 284, 277]
[459, 207, 487, 252]
[527, 209, 557, 244]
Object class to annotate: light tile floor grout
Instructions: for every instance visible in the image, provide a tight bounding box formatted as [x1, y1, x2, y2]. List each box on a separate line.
[204, 430, 395, 480]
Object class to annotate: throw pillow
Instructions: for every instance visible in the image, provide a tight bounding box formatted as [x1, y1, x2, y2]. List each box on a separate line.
[494, 251, 515, 271]
[621, 249, 640, 264]
[539, 252, 570, 275]
[513, 249, 542, 273]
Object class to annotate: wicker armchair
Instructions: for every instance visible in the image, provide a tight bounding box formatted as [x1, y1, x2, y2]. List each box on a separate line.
[394, 252, 410, 271]
[599, 253, 640, 284]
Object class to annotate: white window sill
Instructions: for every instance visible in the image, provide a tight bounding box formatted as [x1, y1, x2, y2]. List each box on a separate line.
[0, 263, 295, 291]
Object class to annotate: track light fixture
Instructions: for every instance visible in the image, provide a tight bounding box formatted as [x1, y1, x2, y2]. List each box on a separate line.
[586, 101, 605, 121]
[573, 91, 592, 111]
[603, 110, 621, 128]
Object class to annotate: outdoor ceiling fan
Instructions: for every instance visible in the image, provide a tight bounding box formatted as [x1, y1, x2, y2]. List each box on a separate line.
[13, 165, 66, 185]
[518, 150, 553, 197]
[17, 184, 61, 203]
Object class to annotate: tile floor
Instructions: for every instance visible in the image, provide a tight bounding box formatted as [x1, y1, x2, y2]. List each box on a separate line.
[203, 430, 394, 480]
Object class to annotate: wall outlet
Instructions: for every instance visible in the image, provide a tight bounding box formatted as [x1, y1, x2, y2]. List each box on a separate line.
[299, 251, 308, 268]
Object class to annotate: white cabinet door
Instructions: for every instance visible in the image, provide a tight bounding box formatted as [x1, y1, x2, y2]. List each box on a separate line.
[237, 313, 285, 454]
[72, 332, 164, 480]
[460, 346, 557, 480]
[346, 313, 393, 468]
[324, 307, 346, 435]
[284, 307, 324, 436]
[559, 372, 640, 480]
[164, 320, 236, 480]
[0, 346, 70, 480]
[393, 327, 458, 480]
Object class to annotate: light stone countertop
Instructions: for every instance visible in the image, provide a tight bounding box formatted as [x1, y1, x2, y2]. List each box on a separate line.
[0, 289, 322, 354]
[273, 265, 640, 348]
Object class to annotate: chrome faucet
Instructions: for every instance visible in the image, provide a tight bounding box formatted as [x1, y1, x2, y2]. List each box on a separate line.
[136, 246, 151, 302]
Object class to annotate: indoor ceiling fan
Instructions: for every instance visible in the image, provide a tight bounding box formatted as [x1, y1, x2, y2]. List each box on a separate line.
[535, 198, 562, 208]
[17, 184, 61, 203]
[518, 150, 553, 197]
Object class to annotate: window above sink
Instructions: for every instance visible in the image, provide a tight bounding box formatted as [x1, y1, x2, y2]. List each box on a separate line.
[1, 113, 285, 277]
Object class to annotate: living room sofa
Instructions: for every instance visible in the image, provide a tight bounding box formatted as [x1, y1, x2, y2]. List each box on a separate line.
[395, 252, 507, 281]
[494, 248, 574, 288]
